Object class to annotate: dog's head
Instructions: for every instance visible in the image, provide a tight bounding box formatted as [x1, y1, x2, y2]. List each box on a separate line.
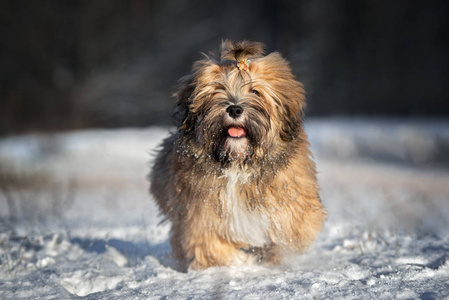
[174, 40, 306, 164]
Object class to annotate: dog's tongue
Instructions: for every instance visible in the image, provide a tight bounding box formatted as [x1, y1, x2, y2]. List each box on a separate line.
[228, 127, 246, 138]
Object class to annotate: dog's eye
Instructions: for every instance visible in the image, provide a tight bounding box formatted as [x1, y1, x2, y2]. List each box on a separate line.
[251, 89, 261, 97]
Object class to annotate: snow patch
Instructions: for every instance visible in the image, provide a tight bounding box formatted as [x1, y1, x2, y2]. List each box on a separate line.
[1, 120, 448, 299]
[105, 245, 129, 267]
[61, 270, 124, 297]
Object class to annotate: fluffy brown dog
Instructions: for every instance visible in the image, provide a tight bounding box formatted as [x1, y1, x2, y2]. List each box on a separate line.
[150, 40, 326, 271]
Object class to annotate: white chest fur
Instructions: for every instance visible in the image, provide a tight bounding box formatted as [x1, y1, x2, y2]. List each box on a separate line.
[221, 170, 271, 247]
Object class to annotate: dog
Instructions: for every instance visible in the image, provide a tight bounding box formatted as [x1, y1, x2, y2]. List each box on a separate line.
[150, 40, 326, 271]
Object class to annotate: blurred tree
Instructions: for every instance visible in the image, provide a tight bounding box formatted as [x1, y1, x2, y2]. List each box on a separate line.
[301, 0, 449, 116]
[0, 0, 448, 135]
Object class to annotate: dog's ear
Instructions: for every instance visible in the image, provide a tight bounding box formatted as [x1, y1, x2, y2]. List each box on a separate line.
[279, 99, 305, 142]
[279, 78, 306, 142]
[220, 40, 265, 61]
[173, 75, 195, 131]
[261, 52, 306, 142]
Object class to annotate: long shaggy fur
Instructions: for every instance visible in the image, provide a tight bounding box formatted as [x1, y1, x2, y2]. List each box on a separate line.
[150, 40, 326, 271]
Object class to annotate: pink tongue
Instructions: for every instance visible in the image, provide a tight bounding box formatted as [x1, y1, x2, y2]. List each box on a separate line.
[228, 127, 246, 137]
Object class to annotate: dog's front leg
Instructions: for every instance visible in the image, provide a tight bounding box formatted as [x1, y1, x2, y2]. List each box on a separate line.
[183, 229, 254, 270]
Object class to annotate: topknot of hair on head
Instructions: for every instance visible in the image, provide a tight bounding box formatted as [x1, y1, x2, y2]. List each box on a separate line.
[220, 40, 265, 62]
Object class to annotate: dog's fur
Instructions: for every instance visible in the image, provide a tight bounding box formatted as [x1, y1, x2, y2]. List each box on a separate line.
[150, 40, 326, 271]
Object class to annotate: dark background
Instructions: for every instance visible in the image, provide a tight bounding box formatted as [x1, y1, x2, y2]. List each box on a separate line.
[1, 0, 448, 135]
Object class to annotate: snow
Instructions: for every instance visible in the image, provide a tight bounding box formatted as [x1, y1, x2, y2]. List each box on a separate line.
[1, 118, 448, 299]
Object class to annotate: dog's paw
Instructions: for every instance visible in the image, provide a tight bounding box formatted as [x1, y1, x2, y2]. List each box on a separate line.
[229, 250, 256, 266]
[188, 250, 256, 270]
[188, 259, 207, 271]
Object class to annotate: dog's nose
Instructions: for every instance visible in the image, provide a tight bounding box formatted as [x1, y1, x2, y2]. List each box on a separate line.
[226, 105, 243, 119]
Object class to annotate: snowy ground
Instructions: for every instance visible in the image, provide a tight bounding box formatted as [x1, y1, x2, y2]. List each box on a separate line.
[0, 118, 448, 299]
